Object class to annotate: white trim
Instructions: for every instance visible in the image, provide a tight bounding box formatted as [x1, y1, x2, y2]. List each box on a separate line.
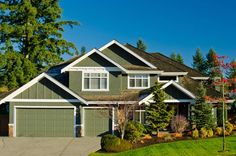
[67, 67, 121, 72]
[82, 106, 112, 137]
[191, 77, 209, 80]
[9, 99, 81, 103]
[112, 107, 115, 135]
[99, 40, 157, 69]
[81, 70, 109, 92]
[13, 106, 76, 137]
[126, 70, 163, 74]
[141, 99, 195, 105]
[86, 101, 137, 105]
[157, 75, 179, 83]
[61, 48, 127, 73]
[128, 74, 150, 89]
[160, 72, 188, 76]
[138, 80, 196, 105]
[0, 73, 87, 105]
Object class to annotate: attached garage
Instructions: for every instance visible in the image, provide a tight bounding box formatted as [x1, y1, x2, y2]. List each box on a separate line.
[84, 108, 112, 136]
[15, 106, 75, 137]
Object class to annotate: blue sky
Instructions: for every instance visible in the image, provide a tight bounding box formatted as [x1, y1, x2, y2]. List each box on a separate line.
[60, 0, 236, 66]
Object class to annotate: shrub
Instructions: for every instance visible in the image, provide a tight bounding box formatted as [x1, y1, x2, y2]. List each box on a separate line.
[164, 134, 173, 142]
[226, 121, 234, 134]
[215, 127, 223, 136]
[100, 134, 132, 153]
[101, 134, 120, 151]
[207, 129, 214, 137]
[171, 115, 189, 133]
[200, 127, 208, 138]
[125, 121, 146, 142]
[192, 129, 199, 139]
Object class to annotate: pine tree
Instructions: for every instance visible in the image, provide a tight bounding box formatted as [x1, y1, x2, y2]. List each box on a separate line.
[146, 82, 174, 136]
[192, 48, 207, 75]
[0, 52, 37, 89]
[176, 54, 184, 64]
[136, 39, 147, 51]
[0, 0, 79, 68]
[206, 48, 221, 78]
[81, 46, 86, 55]
[170, 53, 177, 60]
[192, 82, 216, 129]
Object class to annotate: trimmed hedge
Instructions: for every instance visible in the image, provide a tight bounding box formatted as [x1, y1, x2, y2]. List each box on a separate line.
[101, 134, 132, 152]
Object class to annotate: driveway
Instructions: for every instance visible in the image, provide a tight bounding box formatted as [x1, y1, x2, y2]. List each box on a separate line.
[0, 137, 100, 156]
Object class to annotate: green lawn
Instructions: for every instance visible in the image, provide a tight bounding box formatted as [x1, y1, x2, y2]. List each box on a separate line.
[90, 134, 236, 156]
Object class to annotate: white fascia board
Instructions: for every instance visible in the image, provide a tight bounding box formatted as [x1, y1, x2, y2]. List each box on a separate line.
[61, 48, 127, 73]
[87, 101, 137, 105]
[191, 77, 209, 80]
[67, 67, 121, 72]
[139, 80, 196, 105]
[9, 99, 81, 103]
[160, 72, 188, 76]
[126, 70, 163, 74]
[0, 73, 87, 105]
[99, 40, 157, 69]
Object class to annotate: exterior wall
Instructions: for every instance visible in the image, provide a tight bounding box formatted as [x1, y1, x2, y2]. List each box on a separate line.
[14, 78, 75, 99]
[74, 53, 116, 67]
[164, 85, 191, 99]
[101, 44, 149, 67]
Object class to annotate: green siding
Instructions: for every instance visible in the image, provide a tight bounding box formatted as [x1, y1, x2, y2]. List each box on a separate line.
[9, 102, 78, 124]
[69, 71, 121, 95]
[14, 78, 75, 99]
[84, 108, 111, 136]
[164, 85, 191, 99]
[74, 53, 115, 67]
[16, 108, 74, 137]
[101, 44, 149, 67]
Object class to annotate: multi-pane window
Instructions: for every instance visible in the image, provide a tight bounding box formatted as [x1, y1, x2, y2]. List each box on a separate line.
[128, 74, 149, 89]
[158, 76, 178, 82]
[83, 73, 108, 90]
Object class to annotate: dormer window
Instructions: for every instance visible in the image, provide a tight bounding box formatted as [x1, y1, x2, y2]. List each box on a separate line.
[82, 72, 109, 91]
[128, 74, 150, 89]
[158, 76, 178, 82]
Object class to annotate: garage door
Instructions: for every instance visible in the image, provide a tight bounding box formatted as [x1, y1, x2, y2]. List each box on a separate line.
[16, 108, 74, 137]
[84, 108, 112, 136]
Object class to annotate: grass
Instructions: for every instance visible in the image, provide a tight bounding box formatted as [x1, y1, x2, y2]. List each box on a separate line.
[90, 134, 236, 156]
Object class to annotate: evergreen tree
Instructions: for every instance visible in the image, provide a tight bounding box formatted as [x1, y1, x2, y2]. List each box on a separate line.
[170, 52, 177, 60]
[0, 52, 37, 89]
[206, 48, 221, 78]
[136, 39, 147, 51]
[192, 48, 207, 75]
[227, 60, 236, 91]
[81, 46, 86, 55]
[192, 82, 216, 129]
[176, 53, 184, 64]
[146, 82, 174, 136]
[0, 0, 79, 68]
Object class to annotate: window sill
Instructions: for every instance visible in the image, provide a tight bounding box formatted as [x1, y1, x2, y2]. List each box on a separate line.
[82, 89, 109, 92]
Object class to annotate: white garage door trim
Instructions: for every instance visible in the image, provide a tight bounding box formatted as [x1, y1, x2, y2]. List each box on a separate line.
[82, 107, 114, 136]
[13, 106, 76, 137]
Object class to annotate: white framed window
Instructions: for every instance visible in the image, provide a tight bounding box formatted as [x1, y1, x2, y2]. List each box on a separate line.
[82, 71, 109, 91]
[158, 76, 178, 83]
[128, 74, 150, 89]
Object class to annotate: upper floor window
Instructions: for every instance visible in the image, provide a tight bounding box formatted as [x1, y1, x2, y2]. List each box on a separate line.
[158, 76, 178, 82]
[83, 72, 109, 91]
[128, 74, 149, 89]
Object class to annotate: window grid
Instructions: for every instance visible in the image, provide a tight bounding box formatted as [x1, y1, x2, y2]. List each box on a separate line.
[128, 74, 149, 89]
[83, 72, 108, 91]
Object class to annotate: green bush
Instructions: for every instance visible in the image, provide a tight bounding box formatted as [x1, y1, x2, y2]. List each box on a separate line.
[200, 127, 207, 138]
[192, 129, 199, 139]
[101, 134, 120, 151]
[215, 127, 223, 136]
[100, 134, 132, 153]
[226, 121, 234, 134]
[164, 134, 173, 142]
[207, 129, 214, 137]
[125, 121, 146, 142]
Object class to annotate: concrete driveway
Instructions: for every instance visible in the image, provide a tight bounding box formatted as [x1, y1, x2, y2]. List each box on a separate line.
[0, 137, 101, 156]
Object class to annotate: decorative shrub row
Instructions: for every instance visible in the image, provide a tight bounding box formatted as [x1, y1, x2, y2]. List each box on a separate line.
[101, 134, 132, 153]
[124, 121, 146, 142]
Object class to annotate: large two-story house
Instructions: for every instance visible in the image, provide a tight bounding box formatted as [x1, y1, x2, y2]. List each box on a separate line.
[0, 40, 220, 137]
